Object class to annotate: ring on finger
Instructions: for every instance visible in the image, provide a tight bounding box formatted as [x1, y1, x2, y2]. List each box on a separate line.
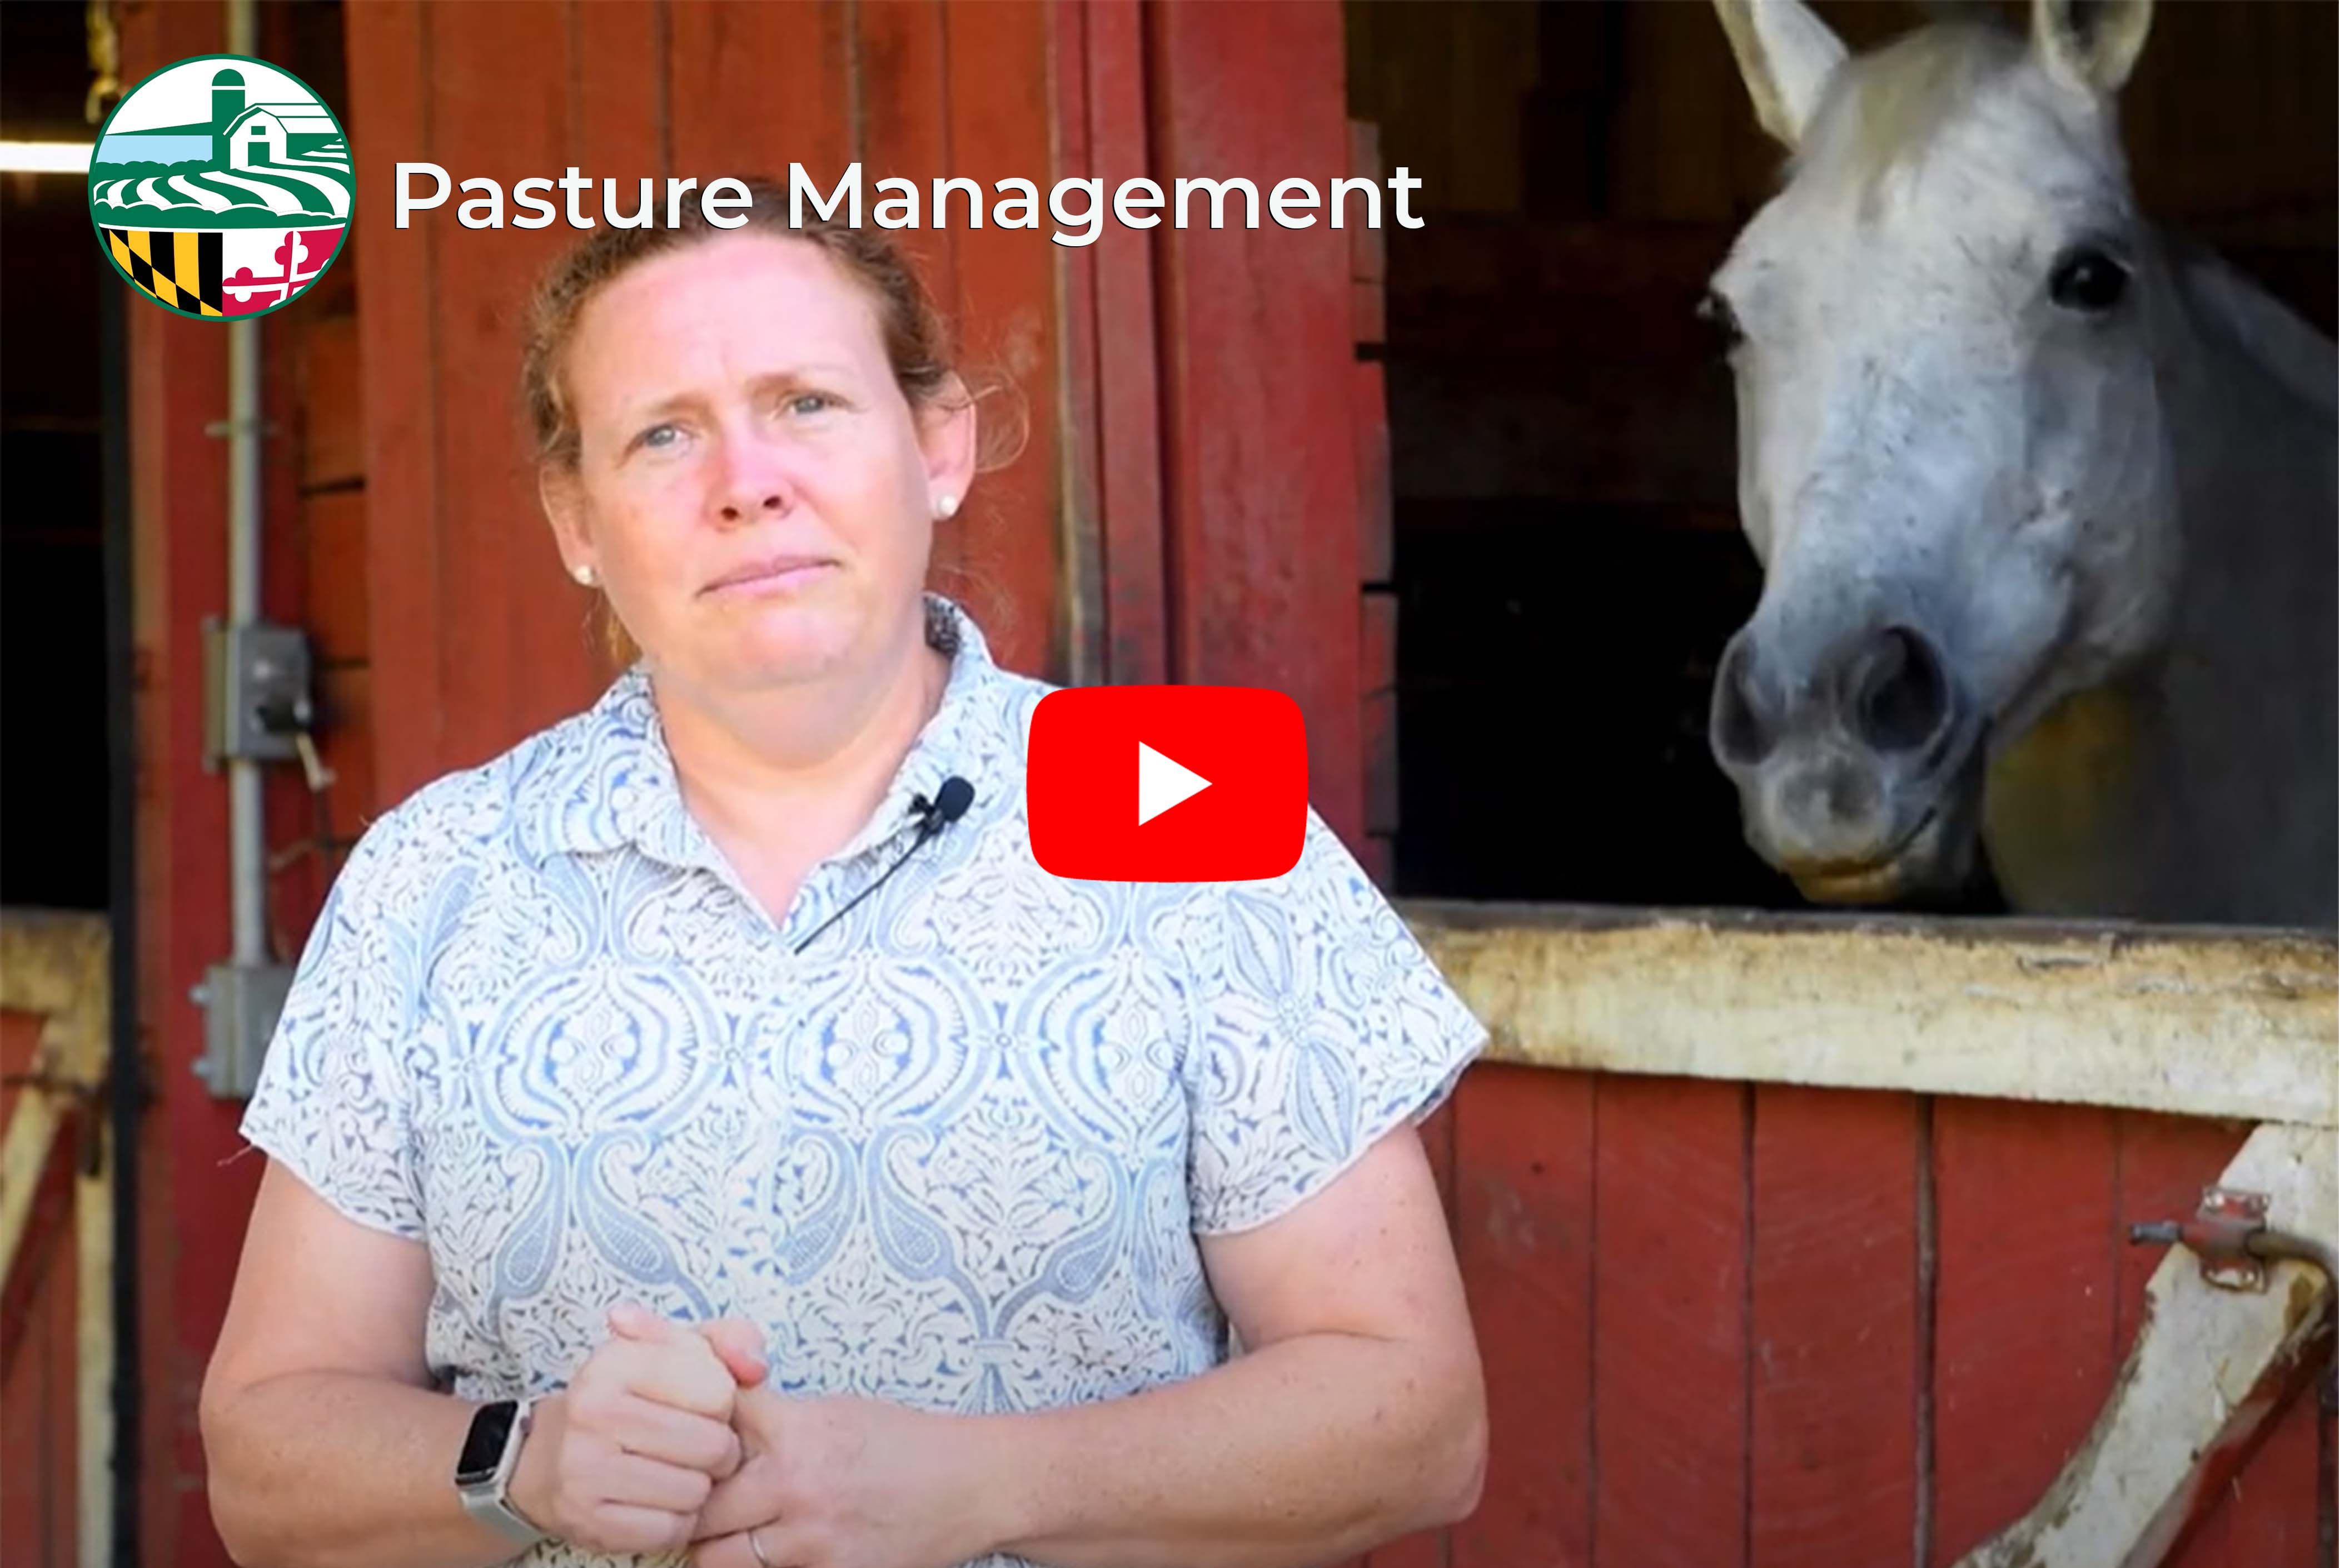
[748, 1525, 775, 1568]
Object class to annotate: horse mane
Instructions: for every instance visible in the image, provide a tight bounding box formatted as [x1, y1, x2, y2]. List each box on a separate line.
[1795, 18, 2028, 195]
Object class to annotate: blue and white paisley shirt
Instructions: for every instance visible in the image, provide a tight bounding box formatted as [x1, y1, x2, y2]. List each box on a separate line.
[239, 595, 1487, 1568]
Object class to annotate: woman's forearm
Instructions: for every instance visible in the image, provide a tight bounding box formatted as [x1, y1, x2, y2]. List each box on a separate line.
[203, 1370, 522, 1568]
[979, 1330, 1486, 1568]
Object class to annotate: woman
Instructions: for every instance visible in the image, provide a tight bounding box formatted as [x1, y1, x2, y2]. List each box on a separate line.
[203, 180, 1489, 1568]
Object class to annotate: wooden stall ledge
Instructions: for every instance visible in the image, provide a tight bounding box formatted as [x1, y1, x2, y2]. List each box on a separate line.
[1400, 901, 2338, 1129]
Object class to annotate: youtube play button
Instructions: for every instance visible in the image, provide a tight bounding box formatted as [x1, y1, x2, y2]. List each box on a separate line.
[1029, 686, 1308, 880]
[1137, 742, 1211, 824]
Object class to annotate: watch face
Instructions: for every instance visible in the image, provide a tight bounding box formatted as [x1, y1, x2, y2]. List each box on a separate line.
[456, 1401, 519, 1485]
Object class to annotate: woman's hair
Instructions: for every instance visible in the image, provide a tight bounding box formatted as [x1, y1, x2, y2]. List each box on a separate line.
[520, 176, 1022, 664]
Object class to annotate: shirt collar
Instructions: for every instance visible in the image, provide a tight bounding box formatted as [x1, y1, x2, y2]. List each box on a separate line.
[515, 593, 1011, 872]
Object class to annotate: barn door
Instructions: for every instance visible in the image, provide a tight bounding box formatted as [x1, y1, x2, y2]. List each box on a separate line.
[1062, 0, 1375, 853]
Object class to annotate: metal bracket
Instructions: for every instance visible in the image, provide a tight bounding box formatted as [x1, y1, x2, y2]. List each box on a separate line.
[190, 962, 293, 1101]
[2194, 1187, 2272, 1291]
[2130, 1186, 2289, 1293]
[203, 619, 313, 766]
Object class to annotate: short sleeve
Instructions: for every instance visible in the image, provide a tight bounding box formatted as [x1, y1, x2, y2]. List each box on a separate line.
[1182, 810, 1488, 1235]
[237, 823, 431, 1241]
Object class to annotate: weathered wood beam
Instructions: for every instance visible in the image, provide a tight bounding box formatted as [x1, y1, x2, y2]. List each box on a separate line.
[1401, 902, 2337, 1126]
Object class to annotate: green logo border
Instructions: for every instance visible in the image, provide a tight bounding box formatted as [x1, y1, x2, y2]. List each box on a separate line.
[87, 52, 355, 325]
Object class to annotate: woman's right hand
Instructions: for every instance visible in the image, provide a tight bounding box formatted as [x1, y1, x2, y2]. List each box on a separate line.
[505, 1303, 770, 1555]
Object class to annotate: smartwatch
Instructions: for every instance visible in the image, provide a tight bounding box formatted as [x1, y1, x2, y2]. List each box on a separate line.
[454, 1397, 549, 1547]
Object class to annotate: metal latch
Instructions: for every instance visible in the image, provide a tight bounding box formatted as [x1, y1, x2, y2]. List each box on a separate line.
[2129, 1185, 2339, 1293]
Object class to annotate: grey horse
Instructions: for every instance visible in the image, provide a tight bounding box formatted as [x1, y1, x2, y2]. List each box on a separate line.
[1702, 0, 2336, 925]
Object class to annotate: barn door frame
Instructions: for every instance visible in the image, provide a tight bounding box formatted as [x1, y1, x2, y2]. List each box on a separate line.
[1055, 0, 1382, 862]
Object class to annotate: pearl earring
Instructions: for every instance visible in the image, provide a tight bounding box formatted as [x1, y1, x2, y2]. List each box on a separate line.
[934, 492, 959, 520]
[571, 564, 596, 586]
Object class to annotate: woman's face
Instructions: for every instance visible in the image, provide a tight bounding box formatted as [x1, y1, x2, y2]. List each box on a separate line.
[543, 233, 974, 695]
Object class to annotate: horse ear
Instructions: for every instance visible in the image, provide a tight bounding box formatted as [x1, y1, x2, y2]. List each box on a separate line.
[2031, 0, 2154, 96]
[1713, 0, 1849, 148]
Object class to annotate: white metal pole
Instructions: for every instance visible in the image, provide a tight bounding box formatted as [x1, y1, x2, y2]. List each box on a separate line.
[226, 0, 265, 967]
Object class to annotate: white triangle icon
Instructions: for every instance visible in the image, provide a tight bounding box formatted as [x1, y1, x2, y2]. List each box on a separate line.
[1137, 741, 1212, 825]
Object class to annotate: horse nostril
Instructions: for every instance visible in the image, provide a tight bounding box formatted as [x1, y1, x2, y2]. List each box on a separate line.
[1711, 636, 1774, 766]
[1848, 626, 1951, 754]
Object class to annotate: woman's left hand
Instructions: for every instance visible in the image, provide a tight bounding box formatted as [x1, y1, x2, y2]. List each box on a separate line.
[690, 1387, 999, 1568]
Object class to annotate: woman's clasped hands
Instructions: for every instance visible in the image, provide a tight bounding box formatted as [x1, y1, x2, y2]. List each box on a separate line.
[508, 1302, 997, 1568]
[502, 1302, 765, 1555]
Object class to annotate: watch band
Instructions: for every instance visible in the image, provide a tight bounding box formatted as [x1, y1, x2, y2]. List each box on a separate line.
[457, 1397, 549, 1547]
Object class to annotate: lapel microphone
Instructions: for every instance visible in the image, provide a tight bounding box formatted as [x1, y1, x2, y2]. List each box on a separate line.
[791, 775, 975, 954]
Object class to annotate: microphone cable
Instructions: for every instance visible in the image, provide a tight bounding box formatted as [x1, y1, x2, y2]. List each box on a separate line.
[791, 775, 975, 954]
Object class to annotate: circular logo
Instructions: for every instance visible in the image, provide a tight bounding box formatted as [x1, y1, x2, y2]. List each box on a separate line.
[86, 54, 354, 322]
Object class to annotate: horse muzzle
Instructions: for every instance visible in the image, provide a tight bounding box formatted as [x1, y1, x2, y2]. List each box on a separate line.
[1711, 621, 1990, 905]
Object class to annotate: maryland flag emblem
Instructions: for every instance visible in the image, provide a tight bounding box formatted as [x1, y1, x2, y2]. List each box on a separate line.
[88, 54, 354, 322]
[102, 226, 346, 320]
[103, 228, 227, 317]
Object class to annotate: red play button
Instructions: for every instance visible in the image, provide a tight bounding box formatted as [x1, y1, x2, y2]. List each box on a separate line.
[1028, 686, 1308, 881]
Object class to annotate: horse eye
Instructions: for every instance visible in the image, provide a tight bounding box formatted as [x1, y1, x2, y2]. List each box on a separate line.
[1697, 288, 1745, 350]
[2049, 246, 2130, 312]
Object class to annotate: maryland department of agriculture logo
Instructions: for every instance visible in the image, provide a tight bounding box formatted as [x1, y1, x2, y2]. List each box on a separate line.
[86, 54, 352, 321]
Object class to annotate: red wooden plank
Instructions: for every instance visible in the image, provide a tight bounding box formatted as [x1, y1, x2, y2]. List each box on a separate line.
[2172, 1380, 2329, 1568]
[303, 489, 369, 667]
[940, 0, 1061, 678]
[427, 2, 598, 771]
[858, 0, 958, 312]
[1592, 1075, 1750, 1567]
[1450, 1063, 1593, 1568]
[346, 0, 443, 805]
[667, 1, 851, 184]
[574, 0, 664, 180]
[317, 663, 380, 838]
[1148, 0, 1366, 841]
[1749, 1086, 1921, 1568]
[1930, 1098, 2120, 1565]
[1076, 0, 1167, 686]
[298, 311, 365, 489]
[1048, 0, 1107, 685]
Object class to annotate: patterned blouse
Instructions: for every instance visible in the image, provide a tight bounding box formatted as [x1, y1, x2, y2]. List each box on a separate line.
[238, 595, 1488, 1568]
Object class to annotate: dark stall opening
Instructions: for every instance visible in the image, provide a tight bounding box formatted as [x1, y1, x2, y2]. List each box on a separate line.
[3, 1, 112, 912]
